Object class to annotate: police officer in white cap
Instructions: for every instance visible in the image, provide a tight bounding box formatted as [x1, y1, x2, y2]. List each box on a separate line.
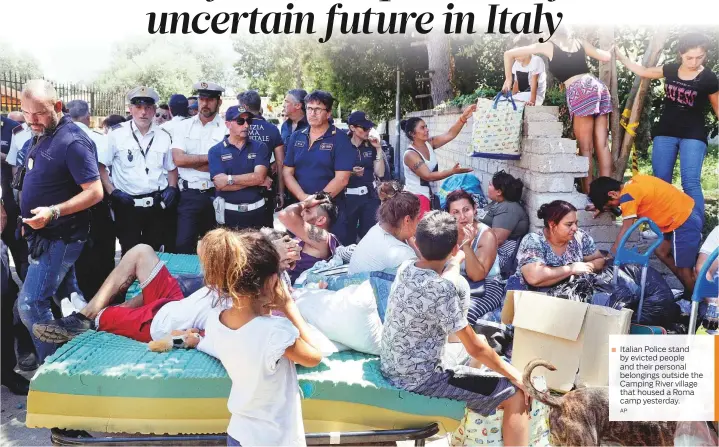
[172, 81, 226, 254]
[102, 86, 179, 255]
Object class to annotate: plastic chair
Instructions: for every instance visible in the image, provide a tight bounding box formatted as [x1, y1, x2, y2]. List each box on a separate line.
[688, 247, 719, 334]
[612, 217, 664, 325]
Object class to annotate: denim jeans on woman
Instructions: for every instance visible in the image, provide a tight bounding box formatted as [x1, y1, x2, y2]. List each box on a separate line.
[652, 136, 707, 216]
[18, 238, 85, 363]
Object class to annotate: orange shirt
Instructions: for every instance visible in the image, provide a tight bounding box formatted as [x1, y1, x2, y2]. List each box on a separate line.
[619, 175, 694, 233]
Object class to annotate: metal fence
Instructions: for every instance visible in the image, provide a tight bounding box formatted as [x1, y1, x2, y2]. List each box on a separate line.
[1, 72, 126, 117]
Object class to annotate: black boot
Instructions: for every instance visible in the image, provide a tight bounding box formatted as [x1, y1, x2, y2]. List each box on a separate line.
[1, 370, 30, 396]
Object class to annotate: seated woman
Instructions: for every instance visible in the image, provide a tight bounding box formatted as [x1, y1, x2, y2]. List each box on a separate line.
[446, 190, 504, 325]
[508, 200, 605, 292]
[477, 171, 529, 277]
[348, 182, 421, 274]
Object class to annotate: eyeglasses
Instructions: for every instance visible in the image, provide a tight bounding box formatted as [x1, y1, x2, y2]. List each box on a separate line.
[236, 117, 253, 126]
[306, 106, 328, 115]
[155, 113, 169, 119]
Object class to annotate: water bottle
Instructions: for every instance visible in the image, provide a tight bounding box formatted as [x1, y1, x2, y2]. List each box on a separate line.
[702, 301, 718, 334]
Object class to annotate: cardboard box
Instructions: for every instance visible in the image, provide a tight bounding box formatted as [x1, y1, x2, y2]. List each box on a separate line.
[502, 290, 633, 392]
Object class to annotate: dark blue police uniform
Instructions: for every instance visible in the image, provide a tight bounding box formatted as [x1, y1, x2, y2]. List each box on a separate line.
[18, 115, 100, 362]
[280, 116, 309, 149]
[344, 135, 381, 243]
[208, 137, 272, 230]
[248, 115, 283, 218]
[1, 117, 29, 280]
[284, 124, 355, 244]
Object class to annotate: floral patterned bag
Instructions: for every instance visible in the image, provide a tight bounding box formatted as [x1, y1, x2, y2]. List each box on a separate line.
[469, 92, 525, 160]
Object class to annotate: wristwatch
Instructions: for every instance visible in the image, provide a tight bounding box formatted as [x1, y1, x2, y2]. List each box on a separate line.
[227, 175, 234, 186]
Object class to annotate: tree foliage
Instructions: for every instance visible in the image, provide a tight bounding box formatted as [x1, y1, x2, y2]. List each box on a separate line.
[0, 43, 42, 78]
[94, 37, 244, 102]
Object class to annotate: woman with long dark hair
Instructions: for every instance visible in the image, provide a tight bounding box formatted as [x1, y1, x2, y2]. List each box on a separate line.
[615, 33, 718, 216]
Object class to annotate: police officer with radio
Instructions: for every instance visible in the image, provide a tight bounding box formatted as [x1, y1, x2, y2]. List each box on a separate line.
[103, 86, 178, 255]
[172, 82, 226, 253]
[283, 90, 355, 244]
[344, 111, 385, 242]
[208, 106, 273, 230]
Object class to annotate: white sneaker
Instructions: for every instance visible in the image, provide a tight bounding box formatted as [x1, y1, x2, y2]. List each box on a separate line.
[641, 230, 659, 240]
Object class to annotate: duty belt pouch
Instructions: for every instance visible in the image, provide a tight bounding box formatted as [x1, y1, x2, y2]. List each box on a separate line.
[11, 166, 26, 191]
[213, 196, 226, 224]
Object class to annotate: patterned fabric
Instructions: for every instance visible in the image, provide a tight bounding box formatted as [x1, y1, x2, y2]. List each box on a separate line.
[497, 239, 519, 277]
[566, 74, 612, 117]
[467, 278, 506, 326]
[513, 229, 597, 287]
[470, 95, 525, 159]
[380, 261, 469, 390]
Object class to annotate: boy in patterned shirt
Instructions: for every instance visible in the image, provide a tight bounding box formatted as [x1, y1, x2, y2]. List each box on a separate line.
[380, 211, 530, 446]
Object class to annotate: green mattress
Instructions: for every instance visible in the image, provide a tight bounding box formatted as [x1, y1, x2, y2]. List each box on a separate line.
[27, 253, 465, 434]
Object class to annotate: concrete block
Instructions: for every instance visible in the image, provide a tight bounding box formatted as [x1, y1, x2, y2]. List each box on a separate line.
[523, 172, 576, 193]
[575, 210, 618, 227]
[523, 106, 560, 122]
[522, 138, 578, 155]
[518, 153, 589, 175]
[526, 191, 588, 212]
[523, 121, 564, 138]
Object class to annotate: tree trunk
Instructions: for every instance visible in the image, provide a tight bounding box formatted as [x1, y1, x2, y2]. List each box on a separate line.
[598, 27, 622, 162]
[612, 30, 668, 179]
[426, 32, 453, 107]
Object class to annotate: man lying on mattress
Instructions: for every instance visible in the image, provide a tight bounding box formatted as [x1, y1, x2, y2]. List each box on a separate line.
[32, 229, 300, 347]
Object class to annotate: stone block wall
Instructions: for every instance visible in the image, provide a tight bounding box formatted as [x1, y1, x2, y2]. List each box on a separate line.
[387, 105, 635, 252]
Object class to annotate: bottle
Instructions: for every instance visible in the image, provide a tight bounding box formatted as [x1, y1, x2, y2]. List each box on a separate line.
[704, 301, 718, 334]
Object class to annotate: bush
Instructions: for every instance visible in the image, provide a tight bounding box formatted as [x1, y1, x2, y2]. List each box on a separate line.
[447, 86, 499, 107]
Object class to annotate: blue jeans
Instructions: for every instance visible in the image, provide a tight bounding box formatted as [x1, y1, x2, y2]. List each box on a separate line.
[18, 238, 85, 363]
[652, 136, 707, 216]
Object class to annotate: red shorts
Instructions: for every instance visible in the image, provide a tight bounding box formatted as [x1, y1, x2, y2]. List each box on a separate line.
[416, 194, 431, 219]
[97, 264, 184, 342]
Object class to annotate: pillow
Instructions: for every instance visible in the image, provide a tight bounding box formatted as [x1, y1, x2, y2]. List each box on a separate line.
[306, 323, 350, 356]
[302, 270, 370, 291]
[294, 281, 382, 355]
[369, 269, 397, 322]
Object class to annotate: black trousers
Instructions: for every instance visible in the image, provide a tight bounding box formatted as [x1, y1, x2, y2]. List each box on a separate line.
[1, 240, 28, 375]
[114, 199, 173, 256]
[1, 192, 28, 281]
[175, 188, 216, 254]
[223, 204, 274, 231]
[75, 199, 117, 302]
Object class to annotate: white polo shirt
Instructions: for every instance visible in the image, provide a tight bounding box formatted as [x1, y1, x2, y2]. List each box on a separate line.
[160, 115, 189, 142]
[172, 114, 226, 185]
[103, 120, 175, 196]
[6, 123, 32, 167]
[73, 122, 109, 165]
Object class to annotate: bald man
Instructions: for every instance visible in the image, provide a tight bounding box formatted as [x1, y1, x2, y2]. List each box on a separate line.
[16, 80, 103, 363]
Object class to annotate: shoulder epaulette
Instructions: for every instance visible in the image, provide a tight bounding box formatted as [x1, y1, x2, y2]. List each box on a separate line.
[12, 125, 23, 135]
[160, 127, 172, 138]
[92, 129, 104, 135]
[111, 123, 123, 130]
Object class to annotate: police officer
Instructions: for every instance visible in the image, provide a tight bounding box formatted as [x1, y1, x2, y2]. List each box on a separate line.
[65, 100, 117, 300]
[172, 82, 226, 253]
[6, 111, 32, 177]
[280, 88, 309, 148]
[187, 96, 198, 117]
[344, 111, 385, 243]
[238, 90, 285, 216]
[283, 90, 355, 245]
[103, 87, 179, 256]
[208, 106, 273, 230]
[17, 80, 103, 363]
[160, 94, 190, 141]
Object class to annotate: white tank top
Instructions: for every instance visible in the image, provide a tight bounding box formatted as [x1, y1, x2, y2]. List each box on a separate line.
[403, 141, 437, 198]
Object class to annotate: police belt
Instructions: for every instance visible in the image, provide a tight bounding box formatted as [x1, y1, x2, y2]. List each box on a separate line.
[225, 198, 265, 213]
[180, 179, 213, 192]
[130, 192, 159, 208]
[346, 186, 369, 196]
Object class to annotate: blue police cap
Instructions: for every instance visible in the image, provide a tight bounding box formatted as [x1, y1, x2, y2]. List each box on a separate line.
[225, 106, 254, 121]
[347, 111, 376, 129]
[168, 94, 189, 110]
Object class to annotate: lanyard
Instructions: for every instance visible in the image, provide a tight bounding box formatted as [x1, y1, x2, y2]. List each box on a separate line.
[130, 121, 154, 175]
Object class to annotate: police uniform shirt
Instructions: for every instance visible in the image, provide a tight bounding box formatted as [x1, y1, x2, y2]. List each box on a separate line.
[173, 114, 226, 186]
[208, 138, 270, 205]
[74, 121, 109, 165]
[21, 115, 100, 235]
[6, 122, 31, 167]
[1, 117, 19, 199]
[280, 116, 309, 149]
[284, 125, 355, 196]
[248, 115, 283, 162]
[104, 120, 175, 196]
[160, 115, 188, 142]
[347, 136, 378, 190]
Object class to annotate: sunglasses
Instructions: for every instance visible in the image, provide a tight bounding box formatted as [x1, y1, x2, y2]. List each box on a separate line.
[155, 113, 169, 119]
[236, 117, 253, 126]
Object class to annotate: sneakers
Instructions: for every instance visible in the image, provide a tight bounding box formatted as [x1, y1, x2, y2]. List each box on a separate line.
[33, 313, 95, 344]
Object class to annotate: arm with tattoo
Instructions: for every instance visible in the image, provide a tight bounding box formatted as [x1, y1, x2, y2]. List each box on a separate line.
[278, 198, 329, 251]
